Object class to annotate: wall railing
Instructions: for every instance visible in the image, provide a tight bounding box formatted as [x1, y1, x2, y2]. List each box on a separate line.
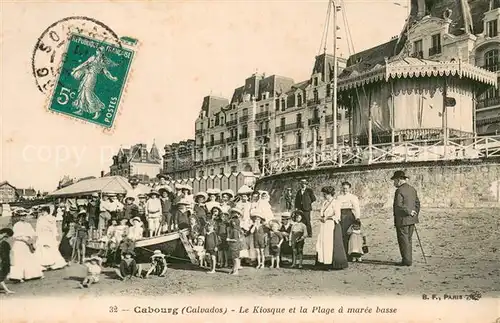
[260, 135, 500, 176]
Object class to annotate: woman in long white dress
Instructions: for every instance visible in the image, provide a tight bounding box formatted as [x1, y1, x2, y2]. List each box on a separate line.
[10, 215, 44, 282]
[256, 191, 275, 223]
[315, 186, 348, 270]
[35, 206, 68, 271]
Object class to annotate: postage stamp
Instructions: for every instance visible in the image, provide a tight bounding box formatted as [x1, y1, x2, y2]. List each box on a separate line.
[47, 33, 135, 128]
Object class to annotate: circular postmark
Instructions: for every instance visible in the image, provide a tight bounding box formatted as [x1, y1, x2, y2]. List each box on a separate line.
[32, 16, 122, 94]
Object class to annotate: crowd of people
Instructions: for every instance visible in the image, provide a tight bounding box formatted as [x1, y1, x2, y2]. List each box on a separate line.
[0, 170, 421, 293]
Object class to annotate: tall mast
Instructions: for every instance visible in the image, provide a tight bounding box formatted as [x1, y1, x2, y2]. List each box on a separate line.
[332, 0, 339, 150]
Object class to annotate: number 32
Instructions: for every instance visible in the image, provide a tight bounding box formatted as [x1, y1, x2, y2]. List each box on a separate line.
[109, 306, 118, 313]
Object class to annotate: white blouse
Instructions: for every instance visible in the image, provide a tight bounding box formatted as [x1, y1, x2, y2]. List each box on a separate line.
[320, 198, 341, 222]
[336, 193, 361, 219]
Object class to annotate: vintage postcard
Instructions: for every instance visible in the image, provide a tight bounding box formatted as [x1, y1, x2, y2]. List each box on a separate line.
[0, 0, 499, 322]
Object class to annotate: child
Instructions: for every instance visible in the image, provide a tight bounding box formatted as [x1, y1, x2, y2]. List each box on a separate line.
[204, 222, 219, 274]
[159, 188, 173, 233]
[347, 219, 364, 262]
[73, 214, 89, 264]
[116, 250, 137, 280]
[226, 214, 241, 275]
[137, 194, 148, 234]
[193, 192, 208, 229]
[114, 218, 130, 246]
[0, 228, 14, 294]
[215, 211, 229, 268]
[189, 216, 202, 244]
[128, 217, 144, 241]
[290, 211, 308, 268]
[122, 196, 139, 221]
[146, 190, 162, 237]
[192, 236, 206, 268]
[279, 212, 292, 264]
[250, 213, 267, 269]
[176, 200, 191, 230]
[79, 255, 102, 288]
[145, 250, 168, 278]
[268, 221, 284, 269]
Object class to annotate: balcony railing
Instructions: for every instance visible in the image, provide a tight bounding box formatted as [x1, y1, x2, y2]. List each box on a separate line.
[307, 98, 321, 106]
[240, 152, 249, 158]
[239, 115, 249, 122]
[256, 128, 270, 137]
[275, 122, 304, 133]
[260, 135, 500, 176]
[195, 129, 203, 135]
[483, 63, 500, 72]
[207, 139, 223, 147]
[226, 137, 238, 143]
[226, 120, 238, 127]
[255, 111, 270, 119]
[411, 50, 423, 59]
[255, 148, 271, 156]
[239, 133, 249, 140]
[477, 96, 500, 109]
[429, 46, 442, 56]
[308, 117, 321, 126]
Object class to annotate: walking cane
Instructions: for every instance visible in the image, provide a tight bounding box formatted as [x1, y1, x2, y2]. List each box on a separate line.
[414, 225, 427, 264]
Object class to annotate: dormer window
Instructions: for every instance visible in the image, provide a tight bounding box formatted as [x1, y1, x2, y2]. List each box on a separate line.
[429, 34, 442, 56]
[313, 77, 318, 87]
[486, 19, 498, 37]
[490, 0, 500, 10]
[281, 98, 286, 111]
[413, 40, 423, 58]
[296, 93, 303, 107]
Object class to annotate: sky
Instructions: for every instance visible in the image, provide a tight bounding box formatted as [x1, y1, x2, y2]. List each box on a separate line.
[0, 0, 408, 192]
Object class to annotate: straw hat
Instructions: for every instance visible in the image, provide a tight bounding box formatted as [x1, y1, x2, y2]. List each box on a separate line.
[85, 255, 102, 264]
[181, 184, 193, 191]
[174, 183, 183, 190]
[151, 249, 165, 258]
[229, 208, 243, 217]
[194, 192, 208, 200]
[124, 195, 135, 201]
[221, 189, 235, 198]
[177, 198, 191, 206]
[130, 217, 142, 225]
[281, 212, 291, 219]
[157, 174, 171, 181]
[148, 190, 160, 197]
[237, 185, 253, 195]
[206, 188, 221, 195]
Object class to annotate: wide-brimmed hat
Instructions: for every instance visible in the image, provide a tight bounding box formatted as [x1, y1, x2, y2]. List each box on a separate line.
[158, 188, 170, 195]
[229, 208, 243, 216]
[299, 179, 308, 184]
[151, 249, 165, 258]
[157, 174, 171, 181]
[122, 250, 135, 257]
[130, 217, 142, 225]
[91, 192, 99, 198]
[174, 183, 183, 190]
[194, 192, 208, 200]
[237, 185, 253, 195]
[148, 190, 160, 197]
[208, 204, 222, 213]
[124, 195, 135, 201]
[221, 189, 235, 198]
[281, 212, 291, 219]
[181, 184, 193, 191]
[390, 170, 408, 180]
[138, 193, 147, 199]
[177, 198, 191, 206]
[206, 188, 221, 195]
[250, 210, 264, 221]
[104, 193, 117, 197]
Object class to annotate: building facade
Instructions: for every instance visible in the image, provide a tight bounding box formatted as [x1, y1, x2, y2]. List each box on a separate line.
[474, 0, 500, 134]
[163, 140, 196, 180]
[167, 0, 499, 179]
[0, 181, 17, 203]
[109, 142, 162, 180]
[193, 54, 349, 177]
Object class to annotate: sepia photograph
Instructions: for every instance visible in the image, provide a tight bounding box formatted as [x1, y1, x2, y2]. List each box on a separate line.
[0, 0, 499, 322]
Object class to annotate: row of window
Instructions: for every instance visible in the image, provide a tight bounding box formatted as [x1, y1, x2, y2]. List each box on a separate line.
[198, 166, 238, 177]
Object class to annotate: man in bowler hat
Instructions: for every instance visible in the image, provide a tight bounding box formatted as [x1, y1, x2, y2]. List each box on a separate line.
[294, 179, 316, 237]
[391, 170, 420, 266]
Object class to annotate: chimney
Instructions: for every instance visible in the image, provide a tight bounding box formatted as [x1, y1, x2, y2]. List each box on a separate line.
[101, 171, 104, 177]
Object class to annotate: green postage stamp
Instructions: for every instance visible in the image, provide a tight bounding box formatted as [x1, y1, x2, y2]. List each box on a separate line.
[48, 33, 135, 128]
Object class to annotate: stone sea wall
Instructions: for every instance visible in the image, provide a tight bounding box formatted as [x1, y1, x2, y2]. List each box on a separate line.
[255, 159, 500, 212]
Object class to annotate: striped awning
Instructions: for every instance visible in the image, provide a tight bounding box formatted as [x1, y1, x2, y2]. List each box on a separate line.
[338, 58, 498, 91]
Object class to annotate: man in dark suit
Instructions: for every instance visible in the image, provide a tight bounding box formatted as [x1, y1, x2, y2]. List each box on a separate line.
[391, 170, 420, 266]
[294, 179, 316, 237]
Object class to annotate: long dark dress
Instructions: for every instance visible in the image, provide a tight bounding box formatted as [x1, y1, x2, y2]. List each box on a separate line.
[331, 223, 349, 269]
[0, 240, 11, 281]
[340, 209, 356, 260]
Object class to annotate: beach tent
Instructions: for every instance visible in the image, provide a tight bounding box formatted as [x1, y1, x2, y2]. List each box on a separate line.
[47, 176, 141, 198]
